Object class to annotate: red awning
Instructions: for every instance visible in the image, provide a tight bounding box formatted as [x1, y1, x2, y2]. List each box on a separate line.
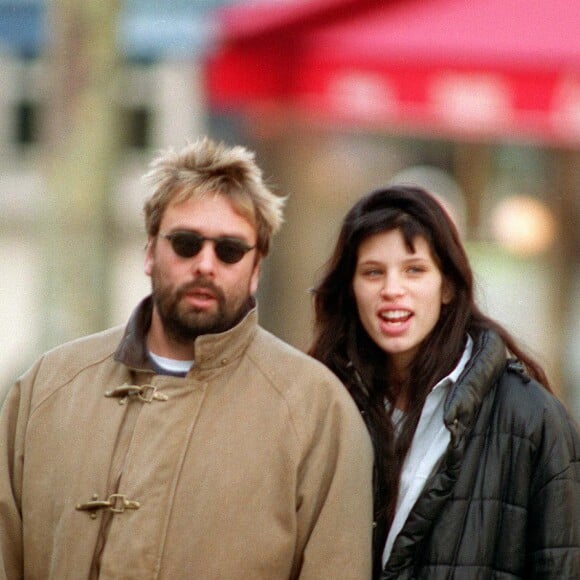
[206, 0, 580, 145]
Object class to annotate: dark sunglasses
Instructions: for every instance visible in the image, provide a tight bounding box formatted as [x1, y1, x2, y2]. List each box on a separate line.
[161, 231, 256, 264]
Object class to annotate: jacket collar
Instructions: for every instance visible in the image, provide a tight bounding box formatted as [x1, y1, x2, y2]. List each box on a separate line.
[443, 328, 506, 438]
[114, 295, 258, 372]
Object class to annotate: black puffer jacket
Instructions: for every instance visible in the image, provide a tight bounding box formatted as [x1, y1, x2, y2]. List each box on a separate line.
[380, 329, 580, 579]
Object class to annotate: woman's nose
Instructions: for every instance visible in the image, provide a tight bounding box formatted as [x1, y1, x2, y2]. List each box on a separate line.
[380, 273, 405, 298]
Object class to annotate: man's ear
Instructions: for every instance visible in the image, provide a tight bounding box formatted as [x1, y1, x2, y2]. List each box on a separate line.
[144, 238, 155, 277]
[250, 256, 262, 295]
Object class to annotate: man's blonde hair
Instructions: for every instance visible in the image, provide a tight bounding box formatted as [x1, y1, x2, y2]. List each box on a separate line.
[143, 137, 286, 256]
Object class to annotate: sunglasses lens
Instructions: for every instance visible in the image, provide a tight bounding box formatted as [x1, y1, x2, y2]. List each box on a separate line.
[170, 233, 203, 258]
[215, 241, 247, 264]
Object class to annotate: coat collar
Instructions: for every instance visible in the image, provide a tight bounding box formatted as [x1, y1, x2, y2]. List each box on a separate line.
[114, 295, 258, 373]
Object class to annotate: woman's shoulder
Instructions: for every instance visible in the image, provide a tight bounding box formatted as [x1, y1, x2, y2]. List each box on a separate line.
[493, 360, 579, 454]
[496, 360, 567, 412]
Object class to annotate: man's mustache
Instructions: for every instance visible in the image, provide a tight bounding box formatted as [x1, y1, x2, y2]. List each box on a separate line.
[177, 279, 226, 305]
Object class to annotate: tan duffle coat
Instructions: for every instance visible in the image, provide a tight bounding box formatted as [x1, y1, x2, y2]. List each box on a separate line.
[0, 299, 374, 579]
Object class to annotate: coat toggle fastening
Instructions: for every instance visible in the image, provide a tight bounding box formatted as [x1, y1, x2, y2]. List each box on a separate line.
[104, 383, 168, 405]
[76, 493, 141, 519]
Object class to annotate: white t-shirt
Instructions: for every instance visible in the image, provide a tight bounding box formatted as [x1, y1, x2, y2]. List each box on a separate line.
[382, 335, 473, 566]
[148, 351, 194, 376]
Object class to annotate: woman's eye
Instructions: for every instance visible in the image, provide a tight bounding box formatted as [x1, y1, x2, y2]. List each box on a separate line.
[360, 268, 381, 277]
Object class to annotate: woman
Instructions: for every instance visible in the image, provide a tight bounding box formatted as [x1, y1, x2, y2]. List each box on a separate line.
[309, 186, 579, 579]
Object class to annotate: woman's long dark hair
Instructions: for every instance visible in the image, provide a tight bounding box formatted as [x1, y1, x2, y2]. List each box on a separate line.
[309, 185, 550, 543]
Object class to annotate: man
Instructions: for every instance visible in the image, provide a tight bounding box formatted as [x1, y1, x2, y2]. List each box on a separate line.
[0, 138, 374, 579]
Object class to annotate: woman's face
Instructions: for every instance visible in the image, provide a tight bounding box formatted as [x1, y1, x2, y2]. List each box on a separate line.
[352, 228, 452, 373]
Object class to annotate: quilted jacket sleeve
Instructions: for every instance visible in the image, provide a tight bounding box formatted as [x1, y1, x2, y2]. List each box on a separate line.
[525, 392, 580, 578]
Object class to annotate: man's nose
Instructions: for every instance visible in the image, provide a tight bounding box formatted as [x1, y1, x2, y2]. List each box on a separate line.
[191, 241, 218, 275]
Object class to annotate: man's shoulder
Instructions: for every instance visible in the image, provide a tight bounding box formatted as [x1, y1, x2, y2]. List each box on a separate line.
[43, 324, 125, 364]
[247, 327, 372, 452]
[21, 325, 126, 392]
[247, 326, 358, 408]
[250, 326, 339, 380]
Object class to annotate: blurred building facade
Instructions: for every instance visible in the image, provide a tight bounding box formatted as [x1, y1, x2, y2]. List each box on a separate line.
[1, 0, 578, 419]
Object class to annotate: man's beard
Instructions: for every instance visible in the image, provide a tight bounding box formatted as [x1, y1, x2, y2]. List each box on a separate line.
[152, 277, 251, 344]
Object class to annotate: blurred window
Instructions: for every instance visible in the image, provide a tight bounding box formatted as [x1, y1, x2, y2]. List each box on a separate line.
[121, 104, 152, 150]
[14, 99, 40, 146]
